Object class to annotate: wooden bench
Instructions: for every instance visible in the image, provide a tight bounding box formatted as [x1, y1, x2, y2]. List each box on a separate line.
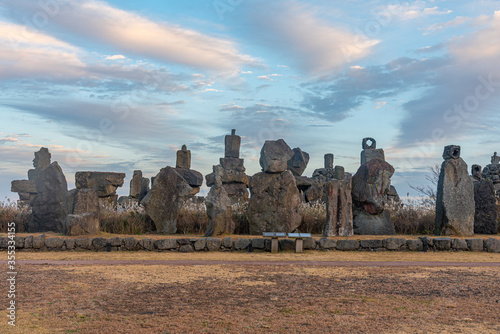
[262, 232, 286, 253]
[287, 233, 312, 253]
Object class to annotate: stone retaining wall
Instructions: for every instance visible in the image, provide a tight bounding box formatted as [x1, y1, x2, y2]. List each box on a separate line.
[1, 236, 500, 253]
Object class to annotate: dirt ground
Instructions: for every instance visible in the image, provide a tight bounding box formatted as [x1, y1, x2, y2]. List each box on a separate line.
[2, 252, 500, 334]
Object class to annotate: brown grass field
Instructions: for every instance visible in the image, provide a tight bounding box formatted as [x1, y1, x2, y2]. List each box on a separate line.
[1, 251, 499, 333]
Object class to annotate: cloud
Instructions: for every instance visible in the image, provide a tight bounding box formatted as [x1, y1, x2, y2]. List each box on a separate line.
[106, 55, 126, 60]
[235, 0, 378, 76]
[383, 2, 453, 21]
[421, 16, 472, 34]
[3, 0, 258, 72]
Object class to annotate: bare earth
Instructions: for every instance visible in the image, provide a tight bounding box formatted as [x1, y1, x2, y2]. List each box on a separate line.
[2, 252, 500, 334]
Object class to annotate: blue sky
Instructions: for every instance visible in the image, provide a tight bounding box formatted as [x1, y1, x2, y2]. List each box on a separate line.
[1, 0, 500, 200]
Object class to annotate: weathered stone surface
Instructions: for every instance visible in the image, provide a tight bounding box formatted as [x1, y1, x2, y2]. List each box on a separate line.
[287, 148, 310, 176]
[225, 129, 241, 159]
[179, 244, 194, 252]
[75, 238, 92, 250]
[0, 237, 7, 249]
[352, 158, 395, 235]
[383, 238, 407, 250]
[130, 170, 142, 198]
[139, 238, 154, 251]
[154, 238, 179, 250]
[142, 167, 193, 234]
[471, 164, 482, 181]
[466, 239, 483, 252]
[123, 237, 138, 250]
[30, 162, 68, 233]
[406, 239, 423, 251]
[481, 152, 500, 197]
[259, 139, 293, 173]
[139, 178, 150, 203]
[442, 145, 461, 160]
[317, 238, 336, 249]
[324, 179, 353, 237]
[176, 145, 191, 169]
[24, 235, 33, 249]
[295, 176, 313, 192]
[361, 149, 385, 165]
[64, 239, 75, 250]
[280, 239, 295, 251]
[207, 169, 249, 187]
[353, 210, 395, 235]
[194, 238, 206, 251]
[452, 238, 468, 250]
[434, 237, 452, 250]
[71, 189, 100, 215]
[360, 239, 383, 249]
[206, 237, 222, 251]
[222, 183, 249, 203]
[174, 168, 203, 188]
[247, 171, 301, 234]
[435, 146, 475, 236]
[14, 236, 24, 249]
[65, 213, 100, 236]
[107, 237, 123, 247]
[33, 147, 51, 169]
[336, 240, 360, 251]
[473, 179, 498, 234]
[303, 237, 316, 250]
[45, 237, 64, 249]
[233, 238, 250, 250]
[485, 238, 500, 253]
[11, 180, 37, 193]
[92, 237, 107, 250]
[251, 238, 266, 249]
[75, 172, 125, 197]
[362, 137, 377, 150]
[352, 159, 394, 215]
[205, 165, 235, 236]
[324, 154, 334, 169]
[220, 157, 245, 172]
[222, 237, 233, 248]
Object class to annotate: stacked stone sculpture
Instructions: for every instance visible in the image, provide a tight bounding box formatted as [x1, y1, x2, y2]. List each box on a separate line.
[481, 152, 500, 197]
[206, 130, 249, 204]
[142, 145, 203, 234]
[75, 171, 125, 206]
[247, 139, 301, 234]
[435, 145, 475, 236]
[65, 188, 100, 236]
[205, 165, 235, 236]
[129, 170, 150, 203]
[323, 166, 353, 237]
[471, 165, 498, 234]
[352, 157, 396, 235]
[11, 147, 51, 206]
[360, 137, 385, 165]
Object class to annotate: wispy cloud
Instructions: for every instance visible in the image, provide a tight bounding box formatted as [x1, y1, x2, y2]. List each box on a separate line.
[3, 0, 258, 72]
[236, 0, 378, 76]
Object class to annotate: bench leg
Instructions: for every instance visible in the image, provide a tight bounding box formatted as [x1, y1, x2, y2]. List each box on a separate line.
[271, 238, 279, 253]
[295, 239, 303, 253]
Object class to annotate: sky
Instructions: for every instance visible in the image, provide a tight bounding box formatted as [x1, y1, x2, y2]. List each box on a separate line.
[1, 0, 500, 201]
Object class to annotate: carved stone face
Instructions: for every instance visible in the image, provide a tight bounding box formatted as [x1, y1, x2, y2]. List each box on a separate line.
[442, 145, 461, 160]
[472, 164, 482, 180]
[33, 147, 51, 169]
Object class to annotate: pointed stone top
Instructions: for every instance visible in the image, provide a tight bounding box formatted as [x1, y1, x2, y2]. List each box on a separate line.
[231, 129, 236, 135]
[181, 144, 187, 151]
[492, 152, 500, 165]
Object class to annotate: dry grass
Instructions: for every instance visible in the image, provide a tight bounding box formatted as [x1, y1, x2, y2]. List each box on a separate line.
[13, 250, 500, 263]
[0, 198, 31, 233]
[2, 260, 499, 333]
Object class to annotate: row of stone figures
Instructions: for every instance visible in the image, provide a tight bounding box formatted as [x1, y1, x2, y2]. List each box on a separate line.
[11, 134, 499, 237]
[436, 145, 499, 236]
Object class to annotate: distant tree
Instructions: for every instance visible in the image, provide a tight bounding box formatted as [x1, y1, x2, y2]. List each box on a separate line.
[408, 164, 440, 206]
